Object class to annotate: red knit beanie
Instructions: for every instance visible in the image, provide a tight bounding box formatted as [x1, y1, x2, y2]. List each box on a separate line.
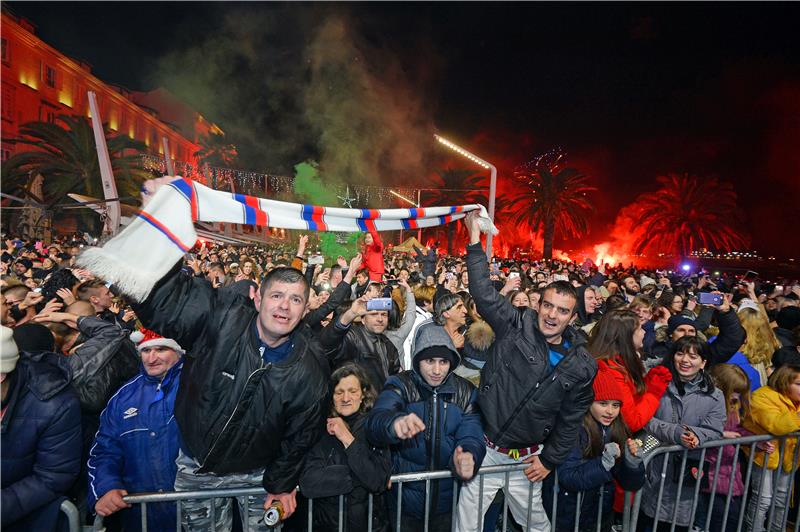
[593, 368, 624, 404]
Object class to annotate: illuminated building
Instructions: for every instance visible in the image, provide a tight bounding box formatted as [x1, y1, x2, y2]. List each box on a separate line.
[1, 10, 220, 164]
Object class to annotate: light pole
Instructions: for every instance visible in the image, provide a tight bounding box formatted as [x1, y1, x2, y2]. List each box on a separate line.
[390, 189, 422, 243]
[434, 134, 498, 259]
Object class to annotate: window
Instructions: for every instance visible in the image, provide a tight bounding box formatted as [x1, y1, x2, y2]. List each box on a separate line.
[1, 84, 14, 121]
[1, 147, 12, 162]
[45, 65, 56, 88]
[1, 38, 9, 64]
[39, 103, 57, 124]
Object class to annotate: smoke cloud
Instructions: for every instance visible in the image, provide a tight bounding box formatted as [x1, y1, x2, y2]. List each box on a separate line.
[153, 6, 438, 202]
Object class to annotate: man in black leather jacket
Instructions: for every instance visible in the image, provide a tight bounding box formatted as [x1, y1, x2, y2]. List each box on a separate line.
[455, 212, 597, 532]
[330, 291, 402, 392]
[134, 265, 337, 530]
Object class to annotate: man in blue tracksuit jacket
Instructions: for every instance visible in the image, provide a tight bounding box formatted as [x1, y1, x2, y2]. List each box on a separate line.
[87, 329, 184, 531]
[367, 320, 485, 532]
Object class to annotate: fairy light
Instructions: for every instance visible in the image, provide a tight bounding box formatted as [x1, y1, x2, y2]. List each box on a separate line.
[434, 133, 498, 257]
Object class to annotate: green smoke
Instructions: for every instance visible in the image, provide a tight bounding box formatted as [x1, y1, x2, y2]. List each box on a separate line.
[293, 160, 360, 262]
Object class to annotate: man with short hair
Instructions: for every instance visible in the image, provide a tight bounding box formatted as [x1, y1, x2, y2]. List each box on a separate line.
[456, 211, 597, 532]
[76, 279, 114, 315]
[331, 292, 402, 392]
[88, 330, 185, 531]
[132, 264, 333, 530]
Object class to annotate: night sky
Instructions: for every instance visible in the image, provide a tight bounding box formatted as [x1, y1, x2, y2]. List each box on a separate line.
[6, 2, 800, 257]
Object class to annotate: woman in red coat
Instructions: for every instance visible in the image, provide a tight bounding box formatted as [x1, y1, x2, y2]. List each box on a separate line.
[588, 309, 673, 515]
[363, 230, 385, 282]
[588, 309, 672, 432]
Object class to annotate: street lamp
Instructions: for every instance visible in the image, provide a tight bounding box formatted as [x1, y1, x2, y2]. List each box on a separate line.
[434, 134, 498, 259]
[390, 189, 422, 243]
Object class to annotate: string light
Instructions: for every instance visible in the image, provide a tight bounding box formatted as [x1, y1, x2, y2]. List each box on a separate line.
[140, 154, 477, 205]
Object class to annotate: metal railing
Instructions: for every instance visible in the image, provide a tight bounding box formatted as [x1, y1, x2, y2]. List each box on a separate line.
[90, 432, 800, 532]
[629, 431, 800, 532]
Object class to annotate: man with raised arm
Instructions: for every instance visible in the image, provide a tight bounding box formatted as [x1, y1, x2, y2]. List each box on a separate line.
[455, 211, 597, 532]
[76, 178, 335, 531]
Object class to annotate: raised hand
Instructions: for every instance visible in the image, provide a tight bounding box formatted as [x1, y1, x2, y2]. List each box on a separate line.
[56, 287, 76, 306]
[393, 413, 426, 440]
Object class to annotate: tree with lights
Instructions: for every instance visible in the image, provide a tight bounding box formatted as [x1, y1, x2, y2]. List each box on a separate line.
[511, 159, 596, 260]
[1, 115, 150, 234]
[630, 173, 748, 259]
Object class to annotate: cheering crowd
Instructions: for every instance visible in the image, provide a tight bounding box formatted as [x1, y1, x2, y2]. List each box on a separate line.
[2, 208, 800, 532]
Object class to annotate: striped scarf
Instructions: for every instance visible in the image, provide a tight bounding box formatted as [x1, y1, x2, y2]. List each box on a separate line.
[78, 177, 497, 302]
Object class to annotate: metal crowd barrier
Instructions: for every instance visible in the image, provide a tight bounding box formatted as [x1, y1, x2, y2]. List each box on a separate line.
[91, 432, 800, 532]
[627, 431, 800, 532]
[60, 498, 81, 532]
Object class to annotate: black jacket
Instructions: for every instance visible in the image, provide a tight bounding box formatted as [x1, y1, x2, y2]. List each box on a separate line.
[466, 242, 597, 470]
[413, 246, 437, 278]
[299, 412, 391, 532]
[134, 266, 335, 493]
[68, 316, 140, 414]
[333, 324, 402, 393]
[1, 352, 82, 530]
[650, 307, 746, 365]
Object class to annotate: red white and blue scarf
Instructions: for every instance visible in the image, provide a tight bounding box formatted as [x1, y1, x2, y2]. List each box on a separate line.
[78, 177, 497, 301]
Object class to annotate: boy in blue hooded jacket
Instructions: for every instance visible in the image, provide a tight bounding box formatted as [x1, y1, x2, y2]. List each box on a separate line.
[367, 320, 485, 532]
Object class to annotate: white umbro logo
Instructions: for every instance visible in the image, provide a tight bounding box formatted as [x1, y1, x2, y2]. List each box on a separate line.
[221, 372, 235, 380]
[123, 407, 139, 419]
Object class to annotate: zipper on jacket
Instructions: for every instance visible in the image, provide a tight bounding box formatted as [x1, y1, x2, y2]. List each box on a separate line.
[430, 389, 438, 470]
[200, 361, 271, 468]
[431, 389, 441, 515]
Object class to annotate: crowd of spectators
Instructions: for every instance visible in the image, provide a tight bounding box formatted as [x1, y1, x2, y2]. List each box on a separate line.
[2, 217, 800, 532]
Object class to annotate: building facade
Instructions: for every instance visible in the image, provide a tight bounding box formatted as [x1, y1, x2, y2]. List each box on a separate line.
[0, 10, 221, 165]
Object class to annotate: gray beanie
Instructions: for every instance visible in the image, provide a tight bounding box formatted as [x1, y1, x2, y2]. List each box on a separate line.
[411, 320, 460, 373]
[1, 326, 20, 373]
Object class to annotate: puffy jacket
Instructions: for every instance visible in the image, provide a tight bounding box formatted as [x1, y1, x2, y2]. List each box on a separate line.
[333, 324, 402, 393]
[543, 421, 645, 532]
[1, 352, 82, 529]
[641, 373, 726, 527]
[596, 359, 672, 432]
[703, 415, 752, 497]
[413, 246, 437, 278]
[650, 308, 745, 365]
[742, 385, 800, 472]
[366, 369, 485, 518]
[68, 316, 140, 414]
[466, 242, 596, 470]
[87, 359, 183, 531]
[133, 266, 334, 493]
[300, 412, 391, 532]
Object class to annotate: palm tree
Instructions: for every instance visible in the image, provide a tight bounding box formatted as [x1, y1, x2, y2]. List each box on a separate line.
[194, 131, 239, 191]
[630, 173, 748, 258]
[2, 114, 150, 232]
[424, 168, 488, 254]
[510, 165, 597, 260]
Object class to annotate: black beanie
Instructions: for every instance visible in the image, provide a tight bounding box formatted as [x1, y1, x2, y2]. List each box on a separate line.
[12, 323, 56, 353]
[776, 307, 800, 331]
